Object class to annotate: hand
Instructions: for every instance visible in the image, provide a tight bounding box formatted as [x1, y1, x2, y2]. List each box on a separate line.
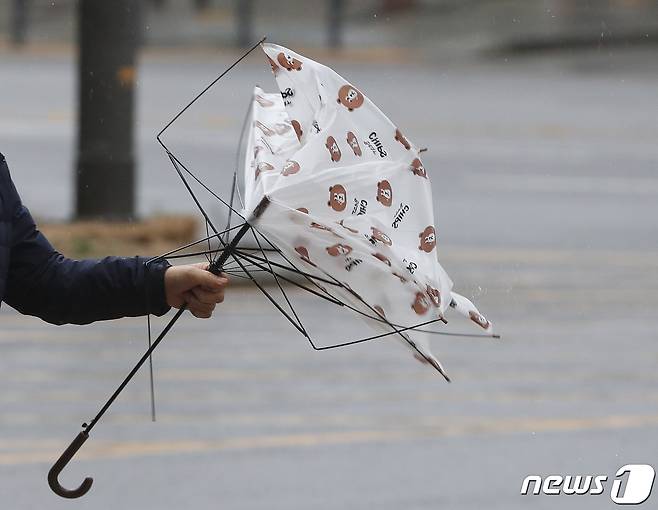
[164, 263, 229, 318]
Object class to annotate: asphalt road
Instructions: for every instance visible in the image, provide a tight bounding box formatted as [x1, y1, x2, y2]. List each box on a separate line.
[1, 45, 657, 509]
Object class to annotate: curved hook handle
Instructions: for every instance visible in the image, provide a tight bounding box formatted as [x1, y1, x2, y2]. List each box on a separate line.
[48, 431, 93, 499]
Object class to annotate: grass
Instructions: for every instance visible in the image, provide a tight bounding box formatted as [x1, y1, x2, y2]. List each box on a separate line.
[39, 215, 199, 260]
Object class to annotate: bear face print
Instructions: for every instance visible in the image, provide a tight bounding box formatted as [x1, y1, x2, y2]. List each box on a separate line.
[370, 227, 392, 246]
[418, 226, 436, 253]
[255, 94, 274, 107]
[469, 310, 490, 330]
[337, 85, 364, 111]
[411, 292, 430, 315]
[346, 131, 362, 156]
[295, 246, 315, 266]
[291, 120, 303, 141]
[372, 252, 391, 266]
[277, 52, 302, 71]
[410, 158, 427, 178]
[328, 185, 347, 212]
[426, 285, 441, 308]
[281, 160, 300, 176]
[395, 128, 411, 150]
[325, 136, 342, 162]
[254, 120, 276, 137]
[376, 180, 393, 207]
[255, 161, 274, 179]
[326, 243, 353, 257]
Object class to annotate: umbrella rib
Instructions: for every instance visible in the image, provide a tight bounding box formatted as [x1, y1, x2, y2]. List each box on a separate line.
[250, 227, 308, 337]
[233, 245, 452, 359]
[156, 37, 266, 142]
[167, 150, 248, 226]
[224, 172, 238, 245]
[233, 254, 345, 307]
[146, 226, 243, 264]
[164, 150, 224, 240]
[227, 251, 307, 336]
[234, 249, 341, 288]
[255, 230, 336, 293]
[204, 219, 213, 264]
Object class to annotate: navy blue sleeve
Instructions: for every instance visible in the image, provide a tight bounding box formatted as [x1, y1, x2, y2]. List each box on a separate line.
[2, 157, 171, 325]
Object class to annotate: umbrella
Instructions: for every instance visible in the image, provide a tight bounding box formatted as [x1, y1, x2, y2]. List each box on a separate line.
[47, 39, 496, 499]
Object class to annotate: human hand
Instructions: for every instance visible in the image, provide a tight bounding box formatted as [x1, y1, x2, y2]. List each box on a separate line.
[164, 263, 229, 318]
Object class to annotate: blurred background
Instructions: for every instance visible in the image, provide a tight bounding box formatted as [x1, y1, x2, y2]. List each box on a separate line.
[1, 1, 657, 509]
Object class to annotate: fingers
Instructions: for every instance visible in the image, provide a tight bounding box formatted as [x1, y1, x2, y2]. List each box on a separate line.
[190, 285, 225, 305]
[164, 262, 230, 317]
[184, 291, 216, 319]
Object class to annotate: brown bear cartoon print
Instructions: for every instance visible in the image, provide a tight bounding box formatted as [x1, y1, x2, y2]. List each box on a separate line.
[376, 180, 393, 207]
[277, 52, 302, 71]
[469, 310, 490, 330]
[255, 94, 274, 107]
[370, 227, 392, 246]
[418, 226, 436, 253]
[326, 243, 353, 257]
[372, 252, 391, 266]
[338, 219, 359, 234]
[281, 160, 300, 176]
[426, 285, 441, 308]
[411, 292, 430, 315]
[325, 136, 342, 162]
[328, 184, 347, 212]
[395, 128, 411, 150]
[346, 131, 362, 156]
[291, 120, 303, 141]
[255, 161, 274, 179]
[295, 246, 315, 267]
[337, 85, 365, 111]
[410, 158, 427, 179]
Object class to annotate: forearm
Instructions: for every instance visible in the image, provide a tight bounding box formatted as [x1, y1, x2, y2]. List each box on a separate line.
[5, 206, 171, 325]
[6, 252, 170, 325]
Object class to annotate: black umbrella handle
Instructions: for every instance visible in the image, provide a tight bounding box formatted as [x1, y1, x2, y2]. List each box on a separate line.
[47, 430, 93, 499]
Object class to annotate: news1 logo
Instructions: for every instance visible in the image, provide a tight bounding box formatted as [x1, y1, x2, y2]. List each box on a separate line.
[520, 464, 655, 505]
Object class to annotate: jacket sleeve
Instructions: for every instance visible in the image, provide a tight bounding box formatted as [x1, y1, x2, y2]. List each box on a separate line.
[3, 164, 171, 325]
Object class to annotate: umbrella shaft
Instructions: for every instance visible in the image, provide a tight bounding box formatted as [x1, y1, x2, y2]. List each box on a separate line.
[84, 221, 253, 434]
